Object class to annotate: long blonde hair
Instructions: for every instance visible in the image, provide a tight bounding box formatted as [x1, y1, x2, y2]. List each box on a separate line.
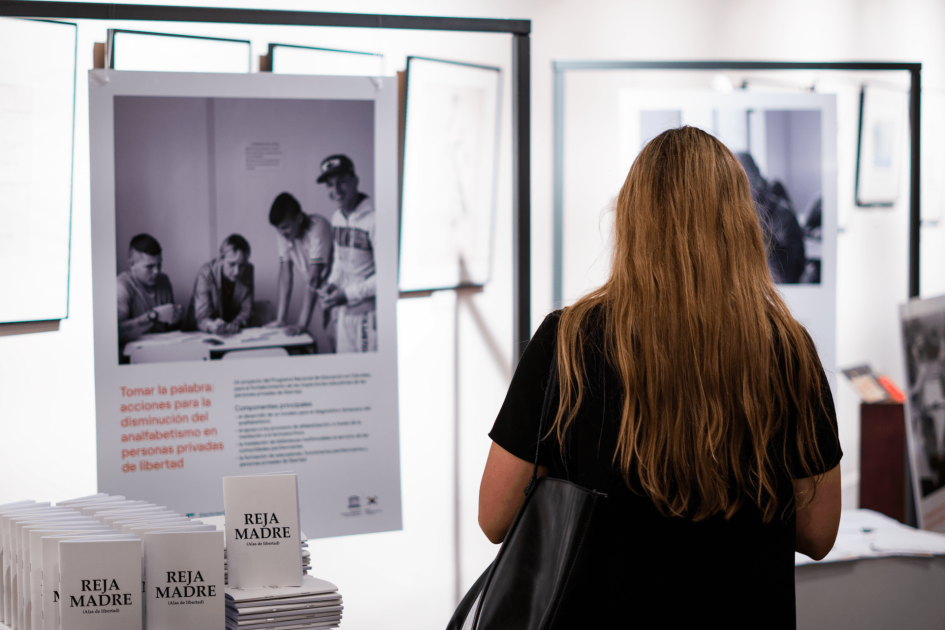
[554, 126, 827, 522]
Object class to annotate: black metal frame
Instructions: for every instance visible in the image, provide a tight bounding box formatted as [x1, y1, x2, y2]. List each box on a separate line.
[553, 60, 922, 299]
[399, 55, 502, 294]
[107, 28, 252, 71]
[0, 0, 533, 363]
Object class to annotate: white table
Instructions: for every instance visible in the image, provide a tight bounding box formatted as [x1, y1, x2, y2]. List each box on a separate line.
[795, 509, 945, 629]
[122, 327, 316, 363]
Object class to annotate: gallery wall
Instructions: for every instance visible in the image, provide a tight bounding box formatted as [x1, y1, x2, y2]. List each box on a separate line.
[1, 1, 945, 629]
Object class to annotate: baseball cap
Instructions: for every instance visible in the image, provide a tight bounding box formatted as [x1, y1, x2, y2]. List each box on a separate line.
[317, 154, 355, 183]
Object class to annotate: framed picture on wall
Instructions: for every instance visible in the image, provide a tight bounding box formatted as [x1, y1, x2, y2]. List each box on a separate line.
[107, 29, 252, 73]
[268, 43, 384, 76]
[613, 90, 839, 382]
[855, 85, 908, 207]
[900, 294, 945, 533]
[0, 17, 76, 324]
[399, 56, 502, 292]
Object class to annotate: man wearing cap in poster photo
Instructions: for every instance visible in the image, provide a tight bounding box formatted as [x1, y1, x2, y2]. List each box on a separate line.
[266, 192, 334, 339]
[317, 154, 377, 353]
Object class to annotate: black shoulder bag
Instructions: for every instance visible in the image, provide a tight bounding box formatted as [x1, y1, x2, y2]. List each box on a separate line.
[447, 354, 607, 630]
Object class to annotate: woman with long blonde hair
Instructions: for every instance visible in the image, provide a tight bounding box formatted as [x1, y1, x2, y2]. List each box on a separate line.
[479, 126, 841, 627]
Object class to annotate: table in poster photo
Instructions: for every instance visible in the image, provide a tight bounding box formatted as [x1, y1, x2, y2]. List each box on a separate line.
[122, 327, 315, 364]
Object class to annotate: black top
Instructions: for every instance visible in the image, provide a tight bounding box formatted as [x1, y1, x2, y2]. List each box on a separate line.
[489, 312, 842, 629]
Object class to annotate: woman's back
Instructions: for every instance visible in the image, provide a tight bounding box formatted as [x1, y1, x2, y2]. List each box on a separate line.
[489, 312, 839, 626]
[478, 127, 842, 628]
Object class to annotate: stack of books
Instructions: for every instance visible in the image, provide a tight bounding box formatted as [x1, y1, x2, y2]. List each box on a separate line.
[225, 575, 343, 630]
[207, 520, 310, 587]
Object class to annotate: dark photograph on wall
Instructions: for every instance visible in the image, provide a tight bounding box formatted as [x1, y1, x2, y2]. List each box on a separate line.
[901, 298, 945, 530]
[640, 109, 823, 284]
[113, 96, 378, 364]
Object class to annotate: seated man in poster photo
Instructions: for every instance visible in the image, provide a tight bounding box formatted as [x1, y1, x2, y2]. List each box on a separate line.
[266, 192, 333, 338]
[117, 233, 183, 345]
[184, 234, 255, 335]
[317, 154, 377, 353]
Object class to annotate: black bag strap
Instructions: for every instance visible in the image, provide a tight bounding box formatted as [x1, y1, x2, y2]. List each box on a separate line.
[524, 351, 558, 496]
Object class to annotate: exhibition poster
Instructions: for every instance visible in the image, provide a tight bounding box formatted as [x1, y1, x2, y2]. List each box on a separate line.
[89, 71, 402, 538]
[900, 295, 945, 533]
[617, 90, 839, 380]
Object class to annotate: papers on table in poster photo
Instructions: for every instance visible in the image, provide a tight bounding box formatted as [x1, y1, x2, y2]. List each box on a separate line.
[144, 530, 225, 630]
[122, 328, 318, 364]
[399, 56, 501, 292]
[855, 85, 909, 207]
[0, 17, 76, 324]
[58, 537, 143, 630]
[900, 295, 945, 533]
[223, 474, 302, 588]
[794, 509, 945, 566]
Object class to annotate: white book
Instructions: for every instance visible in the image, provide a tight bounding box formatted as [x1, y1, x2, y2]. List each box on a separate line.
[227, 616, 341, 630]
[78, 501, 149, 517]
[232, 593, 341, 610]
[0, 504, 47, 625]
[19, 521, 99, 630]
[144, 531, 225, 630]
[3, 510, 77, 625]
[58, 537, 142, 630]
[101, 509, 174, 527]
[76, 499, 150, 516]
[92, 506, 166, 524]
[229, 604, 343, 621]
[40, 532, 120, 630]
[53, 495, 109, 507]
[127, 523, 215, 537]
[224, 575, 338, 605]
[223, 475, 302, 588]
[27, 527, 111, 630]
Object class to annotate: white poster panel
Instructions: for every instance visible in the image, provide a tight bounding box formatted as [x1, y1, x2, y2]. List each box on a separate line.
[900, 295, 945, 532]
[0, 18, 76, 323]
[614, 90, 838, 381]
[89, 71, 401, 539]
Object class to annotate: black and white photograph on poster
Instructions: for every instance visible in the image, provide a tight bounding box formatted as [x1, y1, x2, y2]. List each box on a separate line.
[616, 90, 838, 379]
[635, 107, 823, 284]
[90, 71, 402, 540]
[114, 95, 378, 365]
[901, 295, 945, 533]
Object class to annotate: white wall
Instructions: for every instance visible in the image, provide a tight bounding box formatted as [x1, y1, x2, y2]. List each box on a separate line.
[2, 1, 945, 628]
